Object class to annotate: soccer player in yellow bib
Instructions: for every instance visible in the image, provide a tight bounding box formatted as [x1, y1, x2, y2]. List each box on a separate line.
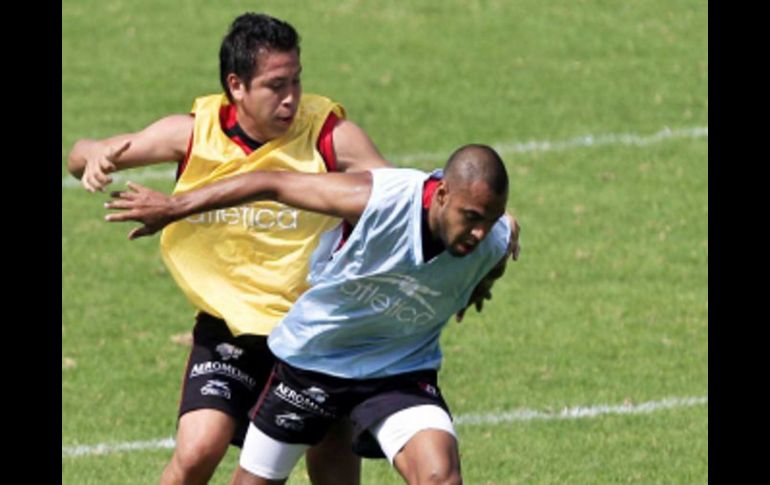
[67, 13, 389, 485]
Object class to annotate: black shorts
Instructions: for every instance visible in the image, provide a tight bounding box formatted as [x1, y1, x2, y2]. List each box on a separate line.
[178, 313, 275, 447]
[250, 361, 450, 459]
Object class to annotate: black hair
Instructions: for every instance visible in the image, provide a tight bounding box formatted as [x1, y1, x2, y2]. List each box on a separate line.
[219, 13, 300, 101]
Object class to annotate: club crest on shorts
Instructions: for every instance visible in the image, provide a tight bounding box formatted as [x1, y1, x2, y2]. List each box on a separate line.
[200, 379, 232, 399]
[419, 382, 439, 397]
[275, 412, 305, 431]
[302, 386, 329, 404]
[215, 343, 244, 361]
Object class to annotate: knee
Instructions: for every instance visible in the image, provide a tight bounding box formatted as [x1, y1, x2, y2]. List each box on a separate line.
[410, 463, 462, 485]
[171, 437, 229, 478]
[425, 467, 462, 485]
[398, 461, 463, 485]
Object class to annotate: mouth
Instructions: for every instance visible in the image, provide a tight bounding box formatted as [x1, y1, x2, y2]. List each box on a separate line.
[276, 114, 295, 126]
[455, 241, 476, 254]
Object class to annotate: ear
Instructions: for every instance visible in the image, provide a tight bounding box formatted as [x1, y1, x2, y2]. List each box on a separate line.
[226, 73, 245, 102]
[435, 180, 450, 208]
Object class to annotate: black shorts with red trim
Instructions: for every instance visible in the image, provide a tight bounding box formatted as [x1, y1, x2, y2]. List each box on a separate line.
[178, 313, 275, 447]
[250, 361, 450, 459]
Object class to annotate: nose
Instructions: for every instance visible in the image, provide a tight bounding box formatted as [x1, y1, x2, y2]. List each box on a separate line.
[470, 224, 488, 242]
[282, 84, 300, 108]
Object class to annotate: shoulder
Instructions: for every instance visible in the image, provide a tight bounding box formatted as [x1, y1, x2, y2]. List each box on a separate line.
[300, 93, 346, 118]
[330, 120, 391, 172]
[190, 94, 227, 114]
[363, 169, 425, 214]
[370, 167, 426, 185]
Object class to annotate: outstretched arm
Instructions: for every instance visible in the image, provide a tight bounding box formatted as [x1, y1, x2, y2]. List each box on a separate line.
[67, 114, 193, 192]
[105, 170, 373, 240]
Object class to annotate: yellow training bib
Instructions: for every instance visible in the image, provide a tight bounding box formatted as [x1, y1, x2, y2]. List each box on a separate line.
[160, 93, 345, 336]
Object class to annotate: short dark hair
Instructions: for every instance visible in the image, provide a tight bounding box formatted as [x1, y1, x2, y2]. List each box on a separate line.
[219, 13, 300, 101]
[445, 144, 509, 196]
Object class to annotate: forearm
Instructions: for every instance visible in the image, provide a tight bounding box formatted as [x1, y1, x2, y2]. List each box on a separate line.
[170, 171, 370, 223]
[172, 172, 277, 221]
[104, 171, 371, 241]
[68, 115, 192, 182]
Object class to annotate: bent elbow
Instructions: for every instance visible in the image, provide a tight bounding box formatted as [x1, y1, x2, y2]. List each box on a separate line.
[67, 142, 86, 179]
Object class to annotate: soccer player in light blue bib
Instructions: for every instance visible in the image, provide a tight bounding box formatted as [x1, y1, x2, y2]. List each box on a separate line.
[107, 144, 518, 485]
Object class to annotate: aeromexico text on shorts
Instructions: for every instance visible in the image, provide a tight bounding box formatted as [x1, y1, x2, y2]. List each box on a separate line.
[189, 361, 258, 389]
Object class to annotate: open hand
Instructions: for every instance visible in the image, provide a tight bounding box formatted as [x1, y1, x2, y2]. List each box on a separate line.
[104, 181, 177, 239]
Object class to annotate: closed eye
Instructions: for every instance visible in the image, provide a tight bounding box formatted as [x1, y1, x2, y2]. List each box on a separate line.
[462, 210, 483, 222]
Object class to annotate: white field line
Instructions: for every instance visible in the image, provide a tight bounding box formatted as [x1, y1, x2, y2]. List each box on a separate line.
[61, 126, 708, 189]
[454, 395, 708, 425]
[396, 126, 707, 165]
[62, 395, 707, 458]
[62, 438, 176, 458]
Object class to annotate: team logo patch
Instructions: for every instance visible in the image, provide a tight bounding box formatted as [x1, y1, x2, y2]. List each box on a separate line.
[215, 343, 244, 361]
[419, 382, 439, 397]
[275, 412, 305, 431]
[201, 379, 232, 399]
[303, 386, 329, 404]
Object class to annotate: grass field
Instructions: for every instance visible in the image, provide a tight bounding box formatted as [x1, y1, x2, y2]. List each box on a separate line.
[62, 1, 708, 483]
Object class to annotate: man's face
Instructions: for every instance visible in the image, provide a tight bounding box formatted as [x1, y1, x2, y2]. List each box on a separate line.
[436, 180, 507, 256]
[230, 48, 302, 142]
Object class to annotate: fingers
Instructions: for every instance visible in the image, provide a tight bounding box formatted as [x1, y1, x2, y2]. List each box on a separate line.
[104, 199, 137, 211]
[506, 214, 521, 261]
[104, 186, 137, 209]
[509, 216, 521, 238]
[455, 308, 466, 323]
[95, 170, 113, 185]
[80, 141, 130, 193]
[99, 158, 117, 175]
[107, 184, 141, 200]
[82, 170, 112, 192]
[474, 291, 491, 311]
[108, 140, 132, 161]
[104, 184, 143, 219]
[125, 181, 148, 193]
[81, 163, 113, 192]
[104, 182, 144, 203]
[104, 209, 140, 222]
[81, 178, 98, 193]
[511, 242, 521, 261]
[128, 225, 154, 240]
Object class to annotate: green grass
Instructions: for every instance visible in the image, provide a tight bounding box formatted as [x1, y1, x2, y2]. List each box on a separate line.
[63, 0, 707, 483]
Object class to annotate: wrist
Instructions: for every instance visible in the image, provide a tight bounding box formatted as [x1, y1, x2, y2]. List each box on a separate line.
[169, 193, 192, 222]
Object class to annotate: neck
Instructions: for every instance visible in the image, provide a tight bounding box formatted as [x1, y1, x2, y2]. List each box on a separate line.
[426, 199, 443, 245]
[235, 107, 270, 143]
